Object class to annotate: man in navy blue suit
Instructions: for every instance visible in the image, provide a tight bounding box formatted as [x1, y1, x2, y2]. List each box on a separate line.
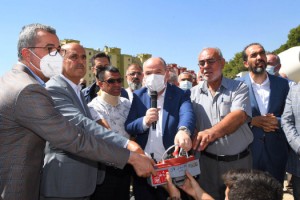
[238, 43, 289, 184]
[125, 57, 195, 200]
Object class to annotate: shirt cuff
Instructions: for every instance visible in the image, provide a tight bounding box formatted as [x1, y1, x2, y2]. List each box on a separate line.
[142, 117, 150, 131]
[124, 139, 129, 148]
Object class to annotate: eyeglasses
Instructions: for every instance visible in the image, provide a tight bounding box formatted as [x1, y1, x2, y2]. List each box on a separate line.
[198, 58, 221, 67]
[128, 72, 142, 76]
[27, 46, 66, 56]
[95, 64, 110, 69]
[102, 78, 123, 84]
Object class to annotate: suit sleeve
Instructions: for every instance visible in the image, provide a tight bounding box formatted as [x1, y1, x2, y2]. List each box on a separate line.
[15, 84, 129, 169]
[46, 85, 128, 148]
[178, 89, 195, 134]
[282, 86, 300, 155]
[125, 92, 147, 136]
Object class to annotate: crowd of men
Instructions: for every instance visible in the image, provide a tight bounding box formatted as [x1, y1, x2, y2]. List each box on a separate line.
[1, 23, 300, 200]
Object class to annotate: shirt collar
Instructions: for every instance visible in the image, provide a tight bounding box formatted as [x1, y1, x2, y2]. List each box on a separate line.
[249, 73, 270, 87]
[60, 74, 82, 92]
[198, 76, 229, 94]
[18, 61, 46, 87]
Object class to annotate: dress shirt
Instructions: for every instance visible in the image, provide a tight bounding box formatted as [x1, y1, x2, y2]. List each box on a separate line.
[60, 74, 86, 112]
[143, 89, 166, 161]
[250, 75, 270, 115]
[191, 77, 253, 155]
[88, 96, 131, 139]
[126, 88, 134, 102]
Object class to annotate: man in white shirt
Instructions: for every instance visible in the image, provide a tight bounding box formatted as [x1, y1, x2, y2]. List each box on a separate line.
[88, 66, 134, 200]
[238, 43, 290, 184]
[125, 57, 195, 200]
[41, 42, 154, 200]
[125, 63, 143, 102]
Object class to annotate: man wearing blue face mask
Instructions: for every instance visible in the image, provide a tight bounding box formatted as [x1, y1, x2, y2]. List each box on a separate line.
[178, 71, 193, 90]
[125, 57, 196, 200]
[266, 52, 296, 87]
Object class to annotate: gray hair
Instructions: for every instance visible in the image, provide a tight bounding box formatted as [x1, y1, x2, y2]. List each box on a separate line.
[200, 47, 224, 58]
[17, 23, 56, 60]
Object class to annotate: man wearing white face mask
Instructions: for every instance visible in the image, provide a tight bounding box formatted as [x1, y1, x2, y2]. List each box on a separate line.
[178, 71, 193, 90]
[0, 23, 155, 199]
[125, 57, 195, 200]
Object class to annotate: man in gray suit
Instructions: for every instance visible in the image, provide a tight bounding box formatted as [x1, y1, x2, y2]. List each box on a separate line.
[40, 42, 141, 199]
[282, 84, 300, 200]
[0, 23, 155, 200]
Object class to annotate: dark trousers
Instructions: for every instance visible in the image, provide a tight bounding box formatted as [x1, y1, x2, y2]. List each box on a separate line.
[292, 175, 300, 200]
[90, 165, 131, 200]
[40, 197, 89, 200]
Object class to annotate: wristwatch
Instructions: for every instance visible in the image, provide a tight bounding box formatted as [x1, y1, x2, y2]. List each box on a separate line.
[178, 126, 191, 136]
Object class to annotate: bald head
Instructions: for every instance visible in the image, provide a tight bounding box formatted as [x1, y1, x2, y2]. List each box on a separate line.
[143, 57, 167, 71]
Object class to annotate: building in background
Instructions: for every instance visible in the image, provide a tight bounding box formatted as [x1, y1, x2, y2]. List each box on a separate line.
[60, 39, 194, 87]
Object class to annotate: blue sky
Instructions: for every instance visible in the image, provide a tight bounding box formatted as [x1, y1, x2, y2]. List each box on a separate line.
[1, 0, 299, 76]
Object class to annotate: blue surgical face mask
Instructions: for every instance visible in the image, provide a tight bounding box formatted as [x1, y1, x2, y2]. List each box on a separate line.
[179, 80, 192, 90]
[266, 65, 275, 75]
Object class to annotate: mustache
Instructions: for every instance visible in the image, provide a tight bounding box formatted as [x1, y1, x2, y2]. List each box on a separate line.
[256, 59, 266, 65]
[75, 64, 85, 68]
[132, 78, 140, 82]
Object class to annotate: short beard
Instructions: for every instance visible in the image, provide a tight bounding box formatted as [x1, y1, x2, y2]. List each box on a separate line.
[250, 66, 265, 75]
[128, 82, 142, 91]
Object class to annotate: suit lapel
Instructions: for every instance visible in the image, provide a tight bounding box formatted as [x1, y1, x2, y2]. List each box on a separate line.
[142, 89, 151, 109]
[80, 91, 92, 118]
[245, 74, 261, 116]
[267, 75, 276, 113]
[162, 85, 171, 135]
[55, 76, 88, 116]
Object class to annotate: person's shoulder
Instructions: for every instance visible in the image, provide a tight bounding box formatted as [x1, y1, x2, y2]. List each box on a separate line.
[221, 77, 249, 95]
[235, 74, 249, 82]
[2, 67, 41, 93]
[82, 81, 96, 94]
[270, 74, 289, 88]
[45, 75, 62, 87]
[120, 96, 131, 104]
[133, 86, 147, 96]
[168, 83, 183, 92]
[190, 83, 202, 96]
[290, 83, 300, 92]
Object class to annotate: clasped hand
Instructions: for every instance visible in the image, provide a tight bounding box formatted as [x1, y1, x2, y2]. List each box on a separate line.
[251, 113, 279, 132]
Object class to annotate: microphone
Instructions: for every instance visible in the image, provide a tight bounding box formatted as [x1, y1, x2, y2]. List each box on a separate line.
[150, 91, 158, 130]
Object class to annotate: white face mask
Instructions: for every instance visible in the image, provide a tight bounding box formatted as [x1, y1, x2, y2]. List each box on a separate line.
[29, 49, 63, 78]
[179, 80, 192, 90]
[145, 74, 166, 92]
[266, 65, 275, 75]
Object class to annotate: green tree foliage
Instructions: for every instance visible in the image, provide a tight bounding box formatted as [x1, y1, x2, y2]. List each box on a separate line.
[223, 24, 300, 78]
[274, 25, 300, 54]
[223, 52, 247, 79]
